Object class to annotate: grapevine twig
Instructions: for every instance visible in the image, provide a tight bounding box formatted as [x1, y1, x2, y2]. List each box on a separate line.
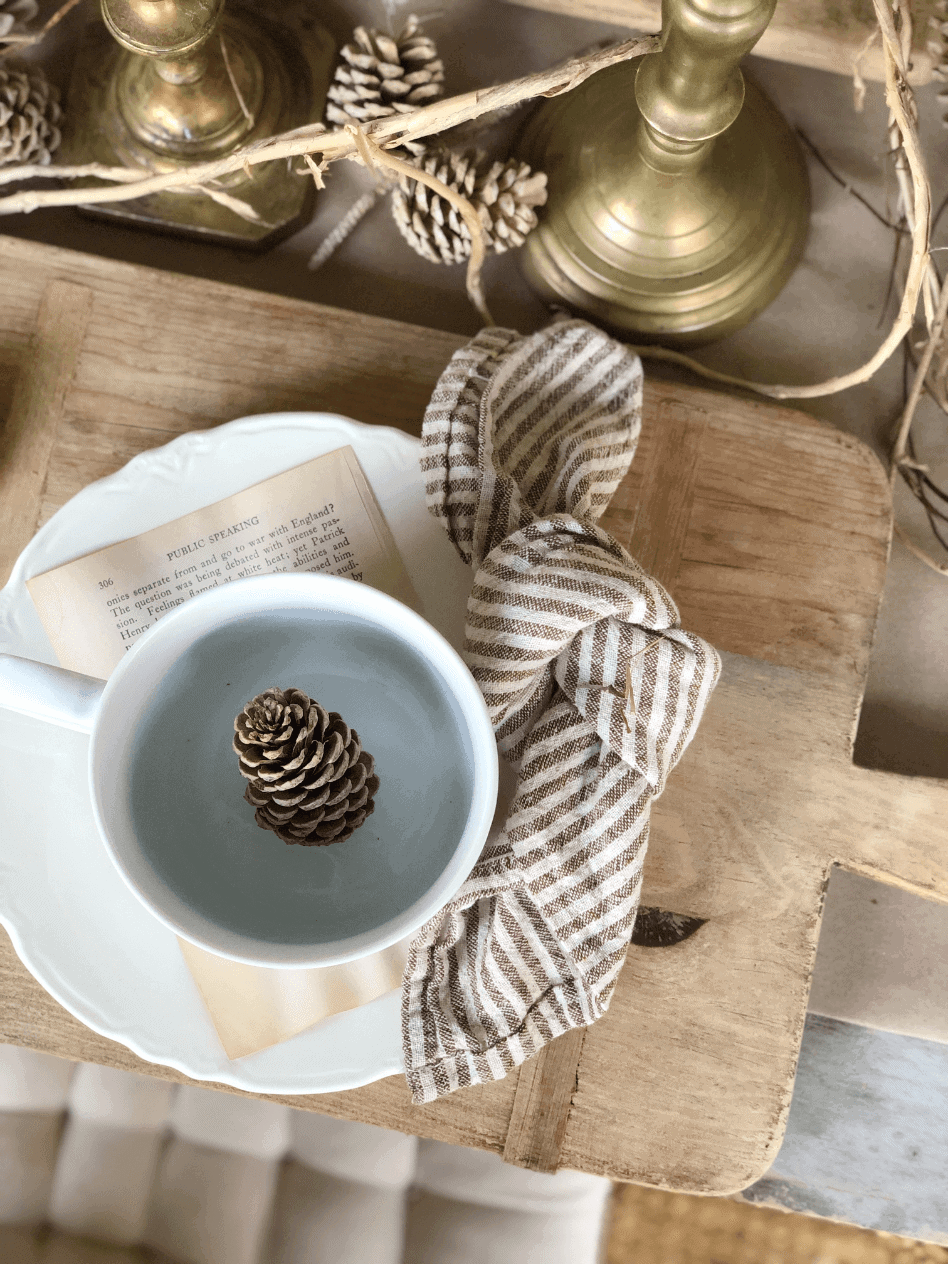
[219, 31, 254, 129]
[0, 0, 85, 49]
[0, 34, 662, 218]
[795, 127, 908, 234]
[347, 125, 492, 324]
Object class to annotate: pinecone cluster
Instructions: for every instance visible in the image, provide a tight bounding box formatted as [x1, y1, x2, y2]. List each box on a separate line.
[391, 149, 548, 265]
[325, 15, 443, 156]
[0, 0, 37, 39]
[0, 64, 62, 168]
[234, 687, 380, 847]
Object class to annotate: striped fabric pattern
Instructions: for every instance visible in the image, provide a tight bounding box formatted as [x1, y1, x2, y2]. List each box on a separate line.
[403, 320, 721, 1104]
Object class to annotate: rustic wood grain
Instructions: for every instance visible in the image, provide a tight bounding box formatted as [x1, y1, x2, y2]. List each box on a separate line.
[1, 235, 946, 1192]
[500, 0, 936, 83]
[502, 1029, 588, 1172]
[626, 400, 708, 591]
[0, 281, 92, 586]
[504, 399, 710, 1173]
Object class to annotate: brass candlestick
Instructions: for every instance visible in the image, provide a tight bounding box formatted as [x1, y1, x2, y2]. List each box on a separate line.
[60, 0, 334, 246]
[519, 0, 810, 345]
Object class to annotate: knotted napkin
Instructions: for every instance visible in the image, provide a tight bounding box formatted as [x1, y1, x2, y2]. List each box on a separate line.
[403, 319, 721, 1103]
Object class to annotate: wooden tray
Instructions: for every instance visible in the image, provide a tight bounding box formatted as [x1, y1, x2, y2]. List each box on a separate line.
[2, 235, 947, 1192]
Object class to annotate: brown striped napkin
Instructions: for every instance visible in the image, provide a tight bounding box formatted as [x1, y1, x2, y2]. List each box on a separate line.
[403, 320, 721, 1104]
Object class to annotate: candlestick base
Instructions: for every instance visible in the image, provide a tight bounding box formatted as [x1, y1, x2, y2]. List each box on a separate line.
[519, 59, 810, 346]
[59, 2, 334, 248]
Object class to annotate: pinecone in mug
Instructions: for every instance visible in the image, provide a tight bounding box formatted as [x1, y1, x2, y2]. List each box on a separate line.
[391, 149, 548, 265]
[0, 63, 62, 168]
[324, 15, 443, 157]
[234, 687, 380, 846]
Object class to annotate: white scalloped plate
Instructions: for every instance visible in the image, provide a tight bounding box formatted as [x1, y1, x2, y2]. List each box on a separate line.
[0, 413, 475, 1094]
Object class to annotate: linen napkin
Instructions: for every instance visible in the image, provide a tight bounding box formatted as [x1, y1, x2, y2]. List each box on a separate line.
[402, 319, 721, 1103]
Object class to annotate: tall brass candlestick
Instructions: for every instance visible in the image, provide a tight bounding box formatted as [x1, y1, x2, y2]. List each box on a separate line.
[61, 0, 334, 246]
[520, 0, 810, 345]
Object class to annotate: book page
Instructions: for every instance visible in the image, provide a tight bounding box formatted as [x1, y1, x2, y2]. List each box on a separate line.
[27, 445, 417, 679]
[176, 936, 410, 1060]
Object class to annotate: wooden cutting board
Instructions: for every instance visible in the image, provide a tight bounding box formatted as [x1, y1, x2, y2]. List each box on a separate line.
[2, 234, 947, 1193]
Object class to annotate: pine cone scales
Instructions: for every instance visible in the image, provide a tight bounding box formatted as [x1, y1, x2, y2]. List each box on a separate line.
[325, 15, 444, 137]
[0, 0, 38, 38]
[234, 687, 380, 846]
[391, 150, 548, 265]
[0, 65, 62, 168]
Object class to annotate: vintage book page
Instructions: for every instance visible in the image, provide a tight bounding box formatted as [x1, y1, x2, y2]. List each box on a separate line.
[27, 445, 416, 1060]
[176, 937, 410, 1061]
[27, 445, 416, 679]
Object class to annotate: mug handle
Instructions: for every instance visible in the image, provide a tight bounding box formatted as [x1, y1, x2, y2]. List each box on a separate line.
[0, 654, 106, 734]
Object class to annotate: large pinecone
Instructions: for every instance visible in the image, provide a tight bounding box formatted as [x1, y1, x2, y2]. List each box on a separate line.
[0, 0, 37, 38]
[234, 687, 380, 847]
[0, 64, 62, 168]
[391, 149, 548, 265]
[324, 16, 443, 156]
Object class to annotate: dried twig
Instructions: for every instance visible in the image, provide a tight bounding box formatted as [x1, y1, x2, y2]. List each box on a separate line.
[348, 125, 492, 324]
[219, 32, 254, 129]
[2, 2, 944, 571]
[616, 637, 663, 730]
[0, 161, 149, 187]
[892, 281, 948, 473]
[795, 127, 907, 234]
[877, 0, 948, 575]
[176, 182, 268, 225]
[0, 33, 661, 217]
[852, 28, 880, 111]
[894, 521, 948, 573]
[0, 0, 84, 49]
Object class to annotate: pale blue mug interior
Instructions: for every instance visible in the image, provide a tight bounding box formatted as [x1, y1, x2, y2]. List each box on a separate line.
[126, 609, 475, 952]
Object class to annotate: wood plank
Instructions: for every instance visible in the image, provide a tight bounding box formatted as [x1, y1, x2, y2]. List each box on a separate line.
[0, 234, 943, 1193]
[741, 1015, 948, 1243]
[0, 281, 93, 585]
[626, 400, 708, 590]
[504, 398, 709, 1172]
[499, 0, 936, 83]
[562, 655, 836, 1187]
[562, 651, 948, 1188]
[502, 1028, 587, 1171]
[603, 389, 891, 682]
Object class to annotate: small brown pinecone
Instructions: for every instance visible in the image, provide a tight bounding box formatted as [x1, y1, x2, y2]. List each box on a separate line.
[391, 149, 548, 265]
[0, 64, 62, 168]
[0, 0, 38, 39]
[234, 687, 380, 847]
[324, 15, 443, 157]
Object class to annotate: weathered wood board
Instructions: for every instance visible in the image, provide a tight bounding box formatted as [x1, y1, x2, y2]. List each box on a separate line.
[740, 1015, 948, 1242]
[2, 234, 947, 1193]
[500, 0, 937, 84]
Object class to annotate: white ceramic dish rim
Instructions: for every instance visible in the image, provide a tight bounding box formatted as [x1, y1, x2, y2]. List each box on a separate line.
[0, 412, 489, 1093]
[90, 573, 497, 968]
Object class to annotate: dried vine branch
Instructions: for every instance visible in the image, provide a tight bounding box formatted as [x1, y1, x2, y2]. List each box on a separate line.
[0, 0, 84, 50]
[0, 33, 661, 216]
[348, 126, 493, 325]
[3, 2, 945, 569]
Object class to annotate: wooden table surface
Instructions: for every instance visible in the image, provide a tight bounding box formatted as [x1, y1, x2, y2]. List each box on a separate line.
[2, 234, 948, 1193]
